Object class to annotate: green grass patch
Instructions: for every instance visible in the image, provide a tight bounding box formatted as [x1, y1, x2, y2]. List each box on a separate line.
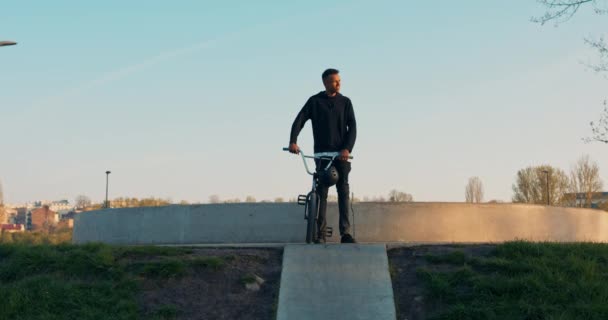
[188, 256, 225, 270]
[128, 260, 187, 279]
[425, 250, 467, 265]
[150, 304, 180, 320]
[417, 241, 608, 320]
[0, 229, 73, 245]
[0, 243, 229, 319]
[240, 274, 258, 285]
[113, 245, 194, 259]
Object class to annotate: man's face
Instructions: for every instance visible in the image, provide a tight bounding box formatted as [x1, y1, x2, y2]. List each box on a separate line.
[323, 74, 341, 94]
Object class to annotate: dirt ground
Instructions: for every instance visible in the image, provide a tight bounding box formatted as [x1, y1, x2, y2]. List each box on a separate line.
[387, 244, 496, 320]
[137, 247, 283, 320]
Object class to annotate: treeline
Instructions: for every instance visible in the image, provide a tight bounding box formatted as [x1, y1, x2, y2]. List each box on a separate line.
[512, 155, 603, 208]
[73, 191, 416, 210]
[207, 189, 414, 204]
[76, 196, 173, 210]
[108, 197, 172, 208]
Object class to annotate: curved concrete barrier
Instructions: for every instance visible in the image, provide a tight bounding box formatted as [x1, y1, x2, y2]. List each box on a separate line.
[72, 202, 608, 245]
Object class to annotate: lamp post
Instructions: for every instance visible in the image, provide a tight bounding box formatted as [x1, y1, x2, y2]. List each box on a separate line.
[542, 170, 550, 205]
[105, 171, 111, 208]
[0, 41, 17, 47]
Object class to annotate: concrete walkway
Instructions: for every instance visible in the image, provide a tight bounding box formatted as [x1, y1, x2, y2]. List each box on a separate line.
[277, 244, 396, 320]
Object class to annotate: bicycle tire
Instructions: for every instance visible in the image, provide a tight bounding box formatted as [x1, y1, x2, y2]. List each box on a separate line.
[306, 191, 318, 243]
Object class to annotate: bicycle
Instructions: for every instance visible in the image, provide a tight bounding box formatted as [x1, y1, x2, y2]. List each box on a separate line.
[282, 147, 353, 243]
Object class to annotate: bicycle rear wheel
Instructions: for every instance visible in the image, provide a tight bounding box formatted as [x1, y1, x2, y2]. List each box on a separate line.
[306, 191, 318, 243]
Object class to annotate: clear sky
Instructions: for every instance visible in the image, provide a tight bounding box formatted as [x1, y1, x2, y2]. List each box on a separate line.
[1, 1, 607, 204]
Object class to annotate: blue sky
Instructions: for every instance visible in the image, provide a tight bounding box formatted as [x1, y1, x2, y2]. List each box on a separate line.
[1, 1, 607, 204]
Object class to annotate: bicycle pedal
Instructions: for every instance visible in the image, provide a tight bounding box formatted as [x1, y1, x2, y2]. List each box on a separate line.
[325, 227, 333, 237]
[297, 194, 307, 205]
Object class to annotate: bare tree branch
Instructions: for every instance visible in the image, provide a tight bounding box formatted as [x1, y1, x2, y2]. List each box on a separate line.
[532, 0, 596, 25]
[465, 177, 484, 203]
[388, 189, 414, 202]
[568, 155, 603, 207]
[584, 101, 608, 143]
[0, 180, 4, 224]
[584, 36, 608, 73]
[75, 195, 92, 209]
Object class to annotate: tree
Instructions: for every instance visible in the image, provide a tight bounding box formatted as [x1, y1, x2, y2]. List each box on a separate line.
[274, 197, 284, 203]
[465, 177, 484, 203]
[533, 0, 607, 71]
[512, 165, 570, 205]
[487, 199, 505, 204]
[534, 1, 608, 141]
[388, 190, 414, 202]
[245, 196, 256, 203]
[532, 1, 604, 26]
[109, 197, 170, 208]
[209, 195, 220, 204]
[373, 196, 387, 202]
[0, 179, 5, 224]
[587, 101, 608, 143]
[568, 154, 603, 207]
[75, 195, 92, 209]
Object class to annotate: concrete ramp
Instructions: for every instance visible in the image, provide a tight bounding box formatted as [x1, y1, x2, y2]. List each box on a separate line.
[277, 244, 396, 320]
[73, 203, 608, 245]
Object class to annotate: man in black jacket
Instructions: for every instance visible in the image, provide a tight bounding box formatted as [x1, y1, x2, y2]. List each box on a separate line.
[288, 68, 357, 244]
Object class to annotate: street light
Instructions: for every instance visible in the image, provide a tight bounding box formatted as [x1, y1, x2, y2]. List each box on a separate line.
[105, 171, 111, 208]
[542, 170, 550, 205]
[0, 41, 17, 47]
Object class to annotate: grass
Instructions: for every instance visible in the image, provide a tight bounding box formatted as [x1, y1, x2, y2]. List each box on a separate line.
[424, 250, 467, 265]
[416, 241, 608, 320]
[128, 259, 187, 278]
[240, 274, 258, 285]
[0, 242, 229, 320]
[151, 304, 180, 320]
[0, 229, 73, 245]
[188, 256, 225, 270]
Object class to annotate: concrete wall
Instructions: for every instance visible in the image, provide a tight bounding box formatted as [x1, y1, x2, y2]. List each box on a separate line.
[72, 202, 608, 245]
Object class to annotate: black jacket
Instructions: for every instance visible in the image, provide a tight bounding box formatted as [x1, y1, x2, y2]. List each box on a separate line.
[290, 91, 357, 153]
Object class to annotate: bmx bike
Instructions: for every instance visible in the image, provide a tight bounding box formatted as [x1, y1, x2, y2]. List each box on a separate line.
[282, 147, 353, 243]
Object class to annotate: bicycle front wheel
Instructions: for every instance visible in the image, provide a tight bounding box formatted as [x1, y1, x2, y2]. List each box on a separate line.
[306, 191, 318, 244]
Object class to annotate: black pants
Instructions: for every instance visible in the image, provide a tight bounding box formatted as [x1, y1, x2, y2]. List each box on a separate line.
[315, 159, 352, 238]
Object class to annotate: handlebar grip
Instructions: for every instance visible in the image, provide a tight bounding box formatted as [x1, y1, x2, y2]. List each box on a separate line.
[282, 147, 289, 151]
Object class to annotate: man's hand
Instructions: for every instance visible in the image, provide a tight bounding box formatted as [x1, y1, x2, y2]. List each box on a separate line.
[288, 143, 300, 155]
[339, 149, 350, 161]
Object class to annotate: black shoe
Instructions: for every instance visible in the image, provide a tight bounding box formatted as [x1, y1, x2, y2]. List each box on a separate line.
[341, 234, 356, 243]
[313, 236, 326, 244]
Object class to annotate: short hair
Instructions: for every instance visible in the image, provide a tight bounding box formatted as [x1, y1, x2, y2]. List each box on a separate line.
[322, 68, 339, 80]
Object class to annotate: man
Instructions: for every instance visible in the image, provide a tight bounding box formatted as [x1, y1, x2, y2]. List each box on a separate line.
[288, 68, 357, 244]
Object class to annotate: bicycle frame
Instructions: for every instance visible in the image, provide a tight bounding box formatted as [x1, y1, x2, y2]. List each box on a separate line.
[283, 147, 353, 243]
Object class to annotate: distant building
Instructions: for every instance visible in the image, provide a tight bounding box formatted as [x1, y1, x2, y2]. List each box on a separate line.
[563, 192, 608, 208]
[30, 206, 59, 231]
[57, 210, 78, 229]
[48, 200, 72, 212]
[13, 208, 27, 225]
[57, 219, 74, 229]
[4, 207, 18, 224]
[1, 224, 25, 233]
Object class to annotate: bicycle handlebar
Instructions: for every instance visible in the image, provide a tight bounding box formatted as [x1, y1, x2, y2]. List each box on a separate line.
[281, 147, 354, 160]
[282, 147, 353, 176]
